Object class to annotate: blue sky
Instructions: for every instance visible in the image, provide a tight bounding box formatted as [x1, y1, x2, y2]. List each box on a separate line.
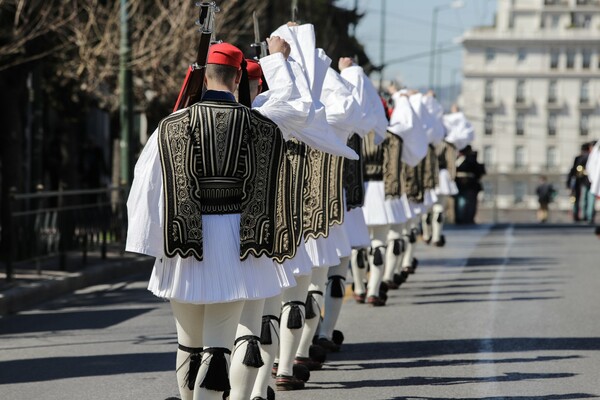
[336, 0, 497, 89]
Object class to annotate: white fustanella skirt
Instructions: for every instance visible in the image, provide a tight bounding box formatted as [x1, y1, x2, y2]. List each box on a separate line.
[148, 214, 296, 304]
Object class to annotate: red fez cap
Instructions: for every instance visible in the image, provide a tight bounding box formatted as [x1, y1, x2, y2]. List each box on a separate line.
[246, 59, 263, 83]
[207, 43, 244, 69]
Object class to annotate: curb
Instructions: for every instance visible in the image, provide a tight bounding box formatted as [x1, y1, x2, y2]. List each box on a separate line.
[0, 257, 154, 316]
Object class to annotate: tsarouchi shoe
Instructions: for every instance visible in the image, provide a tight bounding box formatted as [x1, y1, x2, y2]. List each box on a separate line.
[275, 374, 305, 391]
[294, 356, 323, 370]
[367, 295, 386, 306]
[316, 337, 340, 352]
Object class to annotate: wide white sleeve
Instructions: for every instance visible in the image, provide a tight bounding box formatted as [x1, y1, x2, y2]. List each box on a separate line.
[443, 112, 474, 151]
[125, 130, 163, 258]
[252, 53, 314, 139]
[320, 67, 362, 142]
[422, 95, 446, 145]
[588, 141, 600, 196]
[392, 97, 429, 167]
[362, 76, 388, 144]
[340, 66, 376, 137]
[388, 93, 414, 137]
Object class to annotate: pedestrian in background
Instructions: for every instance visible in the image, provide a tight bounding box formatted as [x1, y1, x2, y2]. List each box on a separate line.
[454, 145, 485, 224]
[535, 176, 555, 223]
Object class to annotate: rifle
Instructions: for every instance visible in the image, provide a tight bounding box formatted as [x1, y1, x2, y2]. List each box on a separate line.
[173, 1, 220, 112]
[250, 11, 268, 60]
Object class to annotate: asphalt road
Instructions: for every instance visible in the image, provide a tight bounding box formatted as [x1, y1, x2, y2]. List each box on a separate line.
[1, 224, 599, 400]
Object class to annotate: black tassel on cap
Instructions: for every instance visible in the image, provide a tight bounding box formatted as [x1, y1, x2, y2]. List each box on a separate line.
[200, 347, 231, 392]
[260, 315, 280, 345]
[329, 275, 345, 298]
[178, 344, 203, 390]
[238, 59, 252, 108]
[284, 301, 305, 329]
[305, 290, 323, 319]
[234, 335, 264, 368]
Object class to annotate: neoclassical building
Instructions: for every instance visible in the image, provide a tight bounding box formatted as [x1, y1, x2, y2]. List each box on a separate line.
[460, 0, 599, 221]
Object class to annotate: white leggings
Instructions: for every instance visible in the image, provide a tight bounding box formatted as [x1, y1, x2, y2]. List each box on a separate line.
[229, 299, 266, 400]
[171, 300, 245, 400]
[367, 225, 389, 297]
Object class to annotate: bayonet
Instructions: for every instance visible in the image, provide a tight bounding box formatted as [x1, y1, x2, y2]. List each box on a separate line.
[250, 11, 268, 60]
[173, 1, 220, 111]
[291, 0, 298, 23]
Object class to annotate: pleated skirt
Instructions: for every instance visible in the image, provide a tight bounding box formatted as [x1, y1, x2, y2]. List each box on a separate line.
[305, 235, 340, 268]
[343, 207, 371, 248]
[329, 223, 352, 258]
[435, 169, 459, 196]
[361, 181, 394, 226]
[148, 214, 296, 304]
[280, 243, 313, 277]
[424, 189, 439, 209]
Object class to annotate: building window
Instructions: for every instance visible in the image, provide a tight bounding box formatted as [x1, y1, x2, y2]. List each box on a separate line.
[550, 49, 559, 69]
[571, 12, 591, 28]
[484, 113, 493, 135]
[548, 113, 557, 136]
[551, 15, 560, 29]
[486, 48, 495, 62]
[516, 80, 526, 103]
[518, 48, 526, 62]
[484, 80, 494, 103]
[483, 145, 493, 168]
[514, 181, 527, 204]
[482, 181, 494, 203]
[548, 80, 558, 103]
[515, 146, 525, 169]
[566, 50, 575, 69]
[547, 146, 557, 169]
[580, 80, 590, 103]
[516, 113, 525, 136]
[582, 49, 591, 69]
[580, 113, 590, 136]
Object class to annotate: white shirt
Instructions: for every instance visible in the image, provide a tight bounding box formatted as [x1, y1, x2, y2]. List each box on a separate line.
[587, 141, 600, 196]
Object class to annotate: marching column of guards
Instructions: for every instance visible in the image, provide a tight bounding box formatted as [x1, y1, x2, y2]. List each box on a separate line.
[125, 19, 477, 400]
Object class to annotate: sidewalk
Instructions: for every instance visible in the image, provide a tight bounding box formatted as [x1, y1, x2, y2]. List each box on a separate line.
[0, 250, 153, 315]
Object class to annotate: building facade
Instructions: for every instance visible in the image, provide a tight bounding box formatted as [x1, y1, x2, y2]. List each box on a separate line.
[460, 0, 599, 222]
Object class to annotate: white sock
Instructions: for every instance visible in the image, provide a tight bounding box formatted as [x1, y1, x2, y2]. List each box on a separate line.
[350, 248, 367, 295]
[229, 299, 265, 400]
[277, 274, 311, 377]
[319, 259, 349, 340]
[251, 294, 281, 399]
[296, 267, 328, 358]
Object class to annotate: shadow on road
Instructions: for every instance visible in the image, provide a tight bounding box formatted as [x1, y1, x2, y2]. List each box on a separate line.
[326, 355, 581, 370]
[0, 352, 174, 384]
[0, 308, 154, 334]
[390, 394, 598, 400]
[332, 337, 600, 361]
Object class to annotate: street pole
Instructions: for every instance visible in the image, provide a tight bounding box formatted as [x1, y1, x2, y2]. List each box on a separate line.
[378, 0, 386, 92]
[429, 6, 439, 90]
[119, 0, 133, 186]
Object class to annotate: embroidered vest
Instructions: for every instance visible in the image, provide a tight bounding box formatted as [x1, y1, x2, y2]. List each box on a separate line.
[157, 101, 296, 263]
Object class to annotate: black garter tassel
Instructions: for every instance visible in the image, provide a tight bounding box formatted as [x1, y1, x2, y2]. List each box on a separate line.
[305, 290, 323, 319]
[373, 246, 384, 266]
[199, 347, 231, 392]
[260, 315, 279, 345]
[178, 344, 203, 390]
[329, 275, 345, 298]
[235, 335, 264, 368]
[284, 301, 305, 329]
